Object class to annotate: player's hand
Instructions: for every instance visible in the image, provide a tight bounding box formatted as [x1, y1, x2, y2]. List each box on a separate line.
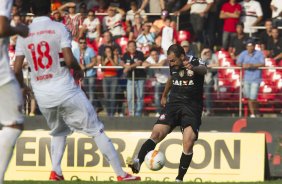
[161, 96, 167, 107]
[73, 70, 84, 80]
[143, 62, 151, 69]
[243, 63, 251, 69]
[173, 11, 180, 16]
[67, 2, 76, 7]
[123, 65, 131, 73]
[16, 24, 29, 38]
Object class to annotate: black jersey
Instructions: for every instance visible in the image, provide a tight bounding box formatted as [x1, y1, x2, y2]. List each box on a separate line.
[168, 57, 205, 104]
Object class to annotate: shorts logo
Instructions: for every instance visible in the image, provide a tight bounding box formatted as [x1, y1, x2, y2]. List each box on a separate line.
[187, 69, 194, 77]
[179, 70, 185, 77]
[159, 114, 166, 120]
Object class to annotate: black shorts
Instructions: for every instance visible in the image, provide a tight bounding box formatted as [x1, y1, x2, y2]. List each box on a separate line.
[155, 102, 202, 139]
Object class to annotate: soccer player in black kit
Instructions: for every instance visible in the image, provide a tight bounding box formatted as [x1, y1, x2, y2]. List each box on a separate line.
[127, 44, 207, 182]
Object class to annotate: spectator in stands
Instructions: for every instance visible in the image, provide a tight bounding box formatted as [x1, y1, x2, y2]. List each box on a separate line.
[174, 0, 214, 46]
[22, 61, 37, 117]
[229, 23, 248, 59]
[10, 14, 22, 47]
[101, 46, 118, 116]
[201, 48, 219, 116]
[237, 38, 265, 118]
[152, 10, 169, 31]
[181, 40, 197, 57]
[271, 0, 282, 27]
[240, 0, 263, 36]
[11, 4, 19, 16]
[52, 10, 63, 22]
[93, 0, 109, 23]
[259, 19, 273, 51]
[143, 48, 169, 117]
[114, 47, 126, 117]
[98, 31, 122, 61]
[121, 41, 146, 116]
[103, 5, 125, 40]
[129, 13, 144, 41]
[72, 37, 97, 106]
[138, 0, 165, 19]
[79, 9, 101, 49]
[14, 0, 29, 15]
[161, 16, 176, 55]
[126, 1, 146, 27]
[58, 2, 83, 40]
[266, 27, 282, 62]
[23, 13, 34, 25]
[136, 22, 156, 57]
[219, 0, 242, 50]
[78, 2, 88, 19]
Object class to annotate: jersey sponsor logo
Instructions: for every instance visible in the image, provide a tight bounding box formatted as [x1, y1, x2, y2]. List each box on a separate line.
[172, 79, 194, 86]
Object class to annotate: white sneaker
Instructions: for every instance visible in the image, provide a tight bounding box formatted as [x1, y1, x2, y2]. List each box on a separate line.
[119, 113, 124, 117]
[175, 179, 183, 182]
[250, 114, 256, 118]
[155, 113, 160, 117]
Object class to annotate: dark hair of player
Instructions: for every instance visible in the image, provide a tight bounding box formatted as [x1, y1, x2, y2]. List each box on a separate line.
[167, 44, 185, 58]
[30, 0, 51, 16]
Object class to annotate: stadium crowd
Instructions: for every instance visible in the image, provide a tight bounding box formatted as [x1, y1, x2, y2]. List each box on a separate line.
[8, 0, 282, 117]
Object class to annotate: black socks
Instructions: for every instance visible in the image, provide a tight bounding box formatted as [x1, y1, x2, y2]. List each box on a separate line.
[176, 152, 193, 181]
[138, 139, 156, 164]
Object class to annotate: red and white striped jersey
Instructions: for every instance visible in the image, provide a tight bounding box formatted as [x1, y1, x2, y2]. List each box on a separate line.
[15, 16, 79, 108]
[240, 0, 263, 33]
[0, 0, 14, 86]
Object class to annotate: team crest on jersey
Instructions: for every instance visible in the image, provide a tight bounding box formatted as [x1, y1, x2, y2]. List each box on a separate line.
[187, 69, 194, 77]
[179, 70, 185, 77]
[159, 114, 166, 120]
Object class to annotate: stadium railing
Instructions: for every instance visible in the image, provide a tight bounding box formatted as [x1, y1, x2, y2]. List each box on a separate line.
[82, 65, 282, 117]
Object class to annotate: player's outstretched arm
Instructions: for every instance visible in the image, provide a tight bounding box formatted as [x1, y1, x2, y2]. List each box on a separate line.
[0, 16, 28, 38]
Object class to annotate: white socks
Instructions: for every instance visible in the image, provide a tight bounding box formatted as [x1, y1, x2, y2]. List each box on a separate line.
[51, 136, 66, 176]
[0, 127, 22, 184]
[94, 132, 126, 177]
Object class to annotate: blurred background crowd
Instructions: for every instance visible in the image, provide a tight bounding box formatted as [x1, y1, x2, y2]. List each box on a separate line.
[8, 0, 282, 118]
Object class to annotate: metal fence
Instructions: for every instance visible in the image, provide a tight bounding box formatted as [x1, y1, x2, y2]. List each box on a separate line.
[71, 65, 282, 117]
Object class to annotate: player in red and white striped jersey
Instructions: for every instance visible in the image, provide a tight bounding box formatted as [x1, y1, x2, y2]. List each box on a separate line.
[14, 0, 140, 181]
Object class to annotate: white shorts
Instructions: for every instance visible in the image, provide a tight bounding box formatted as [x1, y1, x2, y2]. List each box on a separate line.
[39, 90, 104, 137]
[0, 80, 24, 125]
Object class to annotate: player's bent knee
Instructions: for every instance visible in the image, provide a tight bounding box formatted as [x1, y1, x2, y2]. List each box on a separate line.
[150, 131, 166, 143]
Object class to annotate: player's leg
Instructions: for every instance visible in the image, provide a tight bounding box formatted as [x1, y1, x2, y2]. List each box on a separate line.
[128, 124, 171, 174]
[62, 91, 140, 181]
[0, 80, 24, 184]
[40, 106, 71, 181]
[139, 124, 170, 164]
[176, 126, 196, 182]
